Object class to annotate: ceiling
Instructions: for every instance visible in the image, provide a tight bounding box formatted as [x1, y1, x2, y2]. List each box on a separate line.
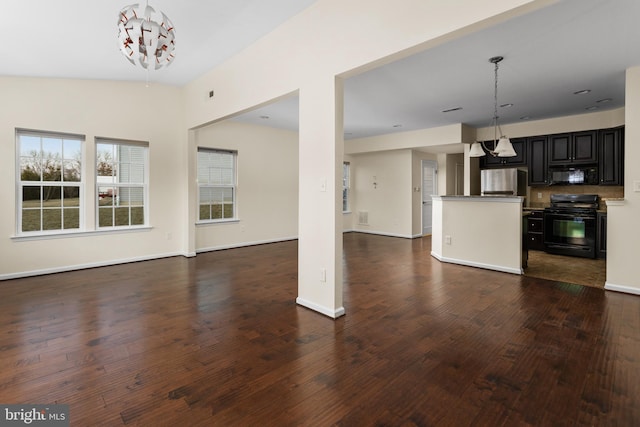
[232, 0, 640, 145]
[2, 0, 639, 148]
[0, 0, 319, 86]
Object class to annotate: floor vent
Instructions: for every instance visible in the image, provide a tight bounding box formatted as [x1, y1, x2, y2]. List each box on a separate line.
[358, 211, 369, 225]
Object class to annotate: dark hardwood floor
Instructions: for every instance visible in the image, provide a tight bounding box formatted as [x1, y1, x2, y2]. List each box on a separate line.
[1, 233, 638, 426]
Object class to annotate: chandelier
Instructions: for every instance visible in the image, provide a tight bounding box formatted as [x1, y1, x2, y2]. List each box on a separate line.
[117, 2, 176, 70]
[469, 56, 516, 158]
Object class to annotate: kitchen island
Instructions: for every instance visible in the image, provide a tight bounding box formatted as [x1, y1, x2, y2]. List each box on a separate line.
[431, 196, 525, 274]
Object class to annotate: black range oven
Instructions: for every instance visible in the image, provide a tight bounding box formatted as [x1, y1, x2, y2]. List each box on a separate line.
[543, 194, 598, 258]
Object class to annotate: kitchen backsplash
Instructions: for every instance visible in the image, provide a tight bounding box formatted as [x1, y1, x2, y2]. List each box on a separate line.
[527, 185, 623, 210]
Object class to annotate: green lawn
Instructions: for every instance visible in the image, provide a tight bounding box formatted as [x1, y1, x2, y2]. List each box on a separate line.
[199, 204, 234, 220]
[22, 197, 144, 231]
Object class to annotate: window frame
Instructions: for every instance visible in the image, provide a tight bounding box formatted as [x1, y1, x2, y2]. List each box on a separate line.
[95, 138, 149, 230]
[343, 161, 351, 213]
[16, 128, 85, 236]
[197, 148, 238, 223]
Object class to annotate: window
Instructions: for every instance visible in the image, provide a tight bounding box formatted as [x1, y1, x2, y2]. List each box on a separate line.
[343, 162, 350, 212]
[96, 139, 148, 228]
[197, 149, 237, 221]
[17, 129, 83, 234]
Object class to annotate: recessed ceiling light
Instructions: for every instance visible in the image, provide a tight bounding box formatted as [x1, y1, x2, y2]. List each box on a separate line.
[392, 124, 402, 128]
[585, 106, 599, 111]
[520, 116, 531, 120]
[573, 89, 591, 95]
[259, 115, 270, 119]
[500, 103, 514, 108]
[596, 98, 613, 103]
[441, 107, 462, 113]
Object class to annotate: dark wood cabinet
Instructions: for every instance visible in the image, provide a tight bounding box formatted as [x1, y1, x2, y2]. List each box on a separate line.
[598, 127, 624, 185]
[526, 210, 545, 251]
[479, 138, 527, 168]
[597, 212, 607, 259]
[480, 126, 622, 186]
[527, 136, 548, 186]
[548, 131, 597, 166]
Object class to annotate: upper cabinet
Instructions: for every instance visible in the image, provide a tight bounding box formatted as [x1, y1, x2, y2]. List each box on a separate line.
[548, 131, 597, 165]
[480, 126, 623, 187]
[598, 127, 624, 186]
[479, 137, 527, 168]
[527, 136, 548, 186]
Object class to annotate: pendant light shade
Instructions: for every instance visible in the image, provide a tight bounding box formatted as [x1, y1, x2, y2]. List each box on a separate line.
[117, 3, 176, 70]
[495, 136, 516, 157]
[469, 142, 486, 157]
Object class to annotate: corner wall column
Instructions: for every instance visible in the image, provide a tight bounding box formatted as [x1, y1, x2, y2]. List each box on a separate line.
[296, 75, 345, 318]
[605, 66, 640, 294]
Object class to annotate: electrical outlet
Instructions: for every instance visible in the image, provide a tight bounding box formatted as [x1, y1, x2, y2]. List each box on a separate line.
[320, 268, 326, 282]
[634, 180, 640, 192]
[537, 192, 542, 199]
[445, 235, 452, 245]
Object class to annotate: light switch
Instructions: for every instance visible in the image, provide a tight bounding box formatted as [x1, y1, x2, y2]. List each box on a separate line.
[320, 178, 327, 192]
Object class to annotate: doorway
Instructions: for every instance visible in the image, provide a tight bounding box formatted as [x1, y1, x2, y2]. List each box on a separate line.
[455, 162, 464, 195]
[422, 160, 438, 235]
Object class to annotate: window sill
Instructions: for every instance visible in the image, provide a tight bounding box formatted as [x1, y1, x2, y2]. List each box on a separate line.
[196, 219, 240, 226]
[343, 211, 352, 214]
[11, 226, 153, 242]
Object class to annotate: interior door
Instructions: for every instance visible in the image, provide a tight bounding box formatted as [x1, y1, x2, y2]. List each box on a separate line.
[422, 160, 438, 235]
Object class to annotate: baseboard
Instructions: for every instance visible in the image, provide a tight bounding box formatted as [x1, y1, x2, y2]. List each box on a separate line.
[196, 236, 298, 253]
[296, 297, 346, 319]
[604, 282, 640, 296]
[0, 251, 185, 281]
[431, 252, 523, 275]
[352, 229, 415, 239]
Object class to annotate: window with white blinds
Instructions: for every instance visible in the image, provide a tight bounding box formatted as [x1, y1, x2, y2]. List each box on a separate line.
[96, 139, 148, 228]
[197, 148, 237, 221]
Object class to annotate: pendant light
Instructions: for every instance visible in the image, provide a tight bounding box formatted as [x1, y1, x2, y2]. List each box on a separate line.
[117, 2, 176, 70]
[469, 56, 516, 158]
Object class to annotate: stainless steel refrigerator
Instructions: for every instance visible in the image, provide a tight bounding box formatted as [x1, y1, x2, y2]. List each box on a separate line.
[481, 168, 527, 196]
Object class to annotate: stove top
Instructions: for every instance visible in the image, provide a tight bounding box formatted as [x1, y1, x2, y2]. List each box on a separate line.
[548, 194, 599, 211]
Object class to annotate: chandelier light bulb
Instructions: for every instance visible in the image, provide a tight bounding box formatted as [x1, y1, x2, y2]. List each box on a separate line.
[117, 3, 176, 70]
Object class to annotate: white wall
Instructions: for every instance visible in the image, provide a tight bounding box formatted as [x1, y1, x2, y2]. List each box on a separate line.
[0, 77, 185, 279]
[475, 108, 625, 141]
[351, 150, 413, 238]
[606, 68, 640, 294]
[432, 196, 524, 274]
[193, 121, 299, 251]
[346, 124, 467, 155]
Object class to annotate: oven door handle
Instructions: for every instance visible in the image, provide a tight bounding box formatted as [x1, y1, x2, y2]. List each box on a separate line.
[545, 213, 595, 220]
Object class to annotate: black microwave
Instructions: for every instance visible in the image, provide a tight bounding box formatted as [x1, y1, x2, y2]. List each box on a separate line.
[548, 167, 598, 185]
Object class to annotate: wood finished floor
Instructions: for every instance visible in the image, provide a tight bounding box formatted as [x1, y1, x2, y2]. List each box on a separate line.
[0, 233, 638, 426]
[525, 250, 607, 289]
